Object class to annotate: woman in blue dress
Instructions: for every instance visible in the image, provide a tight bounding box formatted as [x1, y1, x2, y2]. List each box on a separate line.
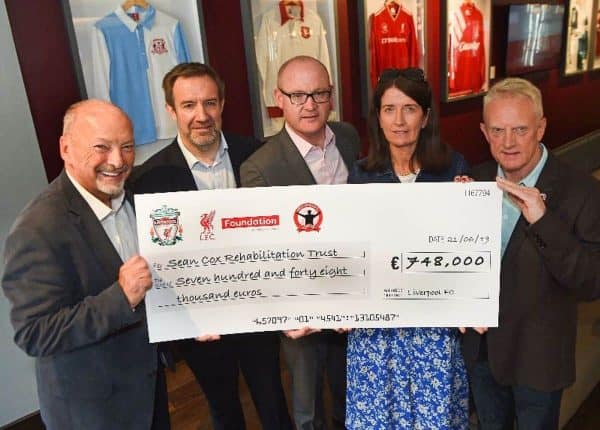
[345, 68, 470, 430]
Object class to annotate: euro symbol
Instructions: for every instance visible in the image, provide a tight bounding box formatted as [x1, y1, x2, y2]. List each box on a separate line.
[391, 256, 400, 270]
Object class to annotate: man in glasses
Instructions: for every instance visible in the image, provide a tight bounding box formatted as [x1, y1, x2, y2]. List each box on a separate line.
[241, 55, 360, 430]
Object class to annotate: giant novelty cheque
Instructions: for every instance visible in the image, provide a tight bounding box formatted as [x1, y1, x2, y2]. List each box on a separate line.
[135, 182, 501, 342]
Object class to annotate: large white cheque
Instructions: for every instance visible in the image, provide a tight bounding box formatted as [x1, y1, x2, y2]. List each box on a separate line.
[135, 182, 501, 342]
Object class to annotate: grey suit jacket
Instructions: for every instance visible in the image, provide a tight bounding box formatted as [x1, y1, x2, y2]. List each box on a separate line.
[462, 153, 600, 391]
[240, 122, 360, 187]
[2, 171, 157, 430]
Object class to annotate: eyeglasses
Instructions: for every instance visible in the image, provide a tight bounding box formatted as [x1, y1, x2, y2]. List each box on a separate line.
[278, 87, 333, 105]
[378, 68, 426, 83]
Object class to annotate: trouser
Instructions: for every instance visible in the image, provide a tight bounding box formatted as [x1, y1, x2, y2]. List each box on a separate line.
[152, 362, 171, 430]
[281, 331, 347, 430]
[179, 332, 292, 430]
[468, 358, 563, 430]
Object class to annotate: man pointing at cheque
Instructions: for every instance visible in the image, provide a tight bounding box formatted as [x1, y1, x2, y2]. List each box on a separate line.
[462, 77, 600, 430]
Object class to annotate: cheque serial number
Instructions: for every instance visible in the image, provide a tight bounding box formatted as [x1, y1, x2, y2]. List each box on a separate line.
[252, 316, 290, 326]
[464, 188, 491, 197]
[352, 313, 400, 322]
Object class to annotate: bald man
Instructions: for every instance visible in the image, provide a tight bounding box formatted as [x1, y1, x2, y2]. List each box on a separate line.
[2, 100, 169, 429]
[241, 56, 360, 430]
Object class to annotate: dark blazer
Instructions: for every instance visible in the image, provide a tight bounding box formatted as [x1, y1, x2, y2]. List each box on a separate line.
[240, 122, 360, 187]
[462, 153, 600, 391]
[347, 150, 470, 184]
[2, 171, 157, 430]
[130, 133, 261, 193]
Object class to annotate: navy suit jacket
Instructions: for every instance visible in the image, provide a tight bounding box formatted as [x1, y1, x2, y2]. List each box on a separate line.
[130, 133, 261, 193]
[347, 151, 470, 184]
[2, 171, 157, 430]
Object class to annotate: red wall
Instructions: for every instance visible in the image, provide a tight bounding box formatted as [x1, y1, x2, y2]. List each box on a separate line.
[433, 2, 600, 165]
[6, 1, 600, 181]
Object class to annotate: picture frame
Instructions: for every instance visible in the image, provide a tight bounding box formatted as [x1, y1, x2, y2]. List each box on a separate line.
[563, 0, 595, 75]
[62, 0, 206, 152]
[241, 0, 342, 138]
[356, 0, 426, 118]
[361, 0, 427, 89]
[443, 0, 492, 102]
[591, 0, 600, 70]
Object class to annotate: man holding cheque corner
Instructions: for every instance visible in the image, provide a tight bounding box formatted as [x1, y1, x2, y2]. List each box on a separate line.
[461, 77, 600, 429]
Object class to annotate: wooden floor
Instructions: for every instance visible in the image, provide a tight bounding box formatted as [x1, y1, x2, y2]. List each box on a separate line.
[167, 361, 295, 430]
[166, 361, 600, 430]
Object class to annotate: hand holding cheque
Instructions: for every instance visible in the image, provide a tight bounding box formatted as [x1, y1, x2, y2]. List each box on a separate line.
[135, 182, 501, 342]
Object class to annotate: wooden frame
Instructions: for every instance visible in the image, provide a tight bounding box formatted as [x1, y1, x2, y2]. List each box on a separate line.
[241, 0, 342, 138]
[563, 0, 595, 75]
[361, 0, 427, 89]
[591, 0, 600, 69]
[443, 0, 492, 102]
[62, 0, 206, 151]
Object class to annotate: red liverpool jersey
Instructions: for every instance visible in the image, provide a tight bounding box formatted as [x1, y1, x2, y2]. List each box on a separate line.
[448, 1, 486, 96]
[369, 2, 419, 88]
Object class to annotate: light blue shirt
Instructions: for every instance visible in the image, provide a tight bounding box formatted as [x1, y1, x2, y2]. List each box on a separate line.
[498, 144, 548, 256]
[93, 5, 190, 145]
[177, 133, 237, 190]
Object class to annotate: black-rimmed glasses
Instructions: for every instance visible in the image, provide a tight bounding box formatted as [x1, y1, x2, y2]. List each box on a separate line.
[278, 87, 333, 105]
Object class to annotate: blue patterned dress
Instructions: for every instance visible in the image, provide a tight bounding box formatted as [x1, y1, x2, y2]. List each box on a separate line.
[346, 153, 470, 430]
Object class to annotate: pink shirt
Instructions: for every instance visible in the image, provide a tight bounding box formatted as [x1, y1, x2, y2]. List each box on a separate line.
[285, 123, 349, 185]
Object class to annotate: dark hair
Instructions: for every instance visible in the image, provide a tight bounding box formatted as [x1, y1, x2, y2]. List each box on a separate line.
[162, 62, 225, 108]
[364, 68, 450, 173]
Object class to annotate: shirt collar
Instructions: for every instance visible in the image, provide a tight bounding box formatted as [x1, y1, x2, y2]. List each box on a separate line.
[286, 123, 334, 157]
[177, 132, 228, 169]
[497, 143, 548, 186]
[66, 171, 126, 221]
[279, 1, 304, 25]
[115, 4, 156, 32]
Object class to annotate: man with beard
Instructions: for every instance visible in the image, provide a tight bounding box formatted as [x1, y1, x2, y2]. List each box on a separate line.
[131, 63, 292, 430]
[2, 100, 169, 429]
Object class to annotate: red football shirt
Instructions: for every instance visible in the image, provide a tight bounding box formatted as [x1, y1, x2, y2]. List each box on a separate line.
[369, 3, 420, 88]
[448, 2, 486, 96]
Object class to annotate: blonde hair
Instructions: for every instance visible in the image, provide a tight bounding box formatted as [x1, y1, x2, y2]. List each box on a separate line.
[483, 77, 544, 118]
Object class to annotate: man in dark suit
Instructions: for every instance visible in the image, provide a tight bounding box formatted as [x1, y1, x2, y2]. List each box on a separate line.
[461, 77, 600, 429]
[2, 100, 169, 429]
[130, 62, 292, 430]
[241, 55, 360, 430]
